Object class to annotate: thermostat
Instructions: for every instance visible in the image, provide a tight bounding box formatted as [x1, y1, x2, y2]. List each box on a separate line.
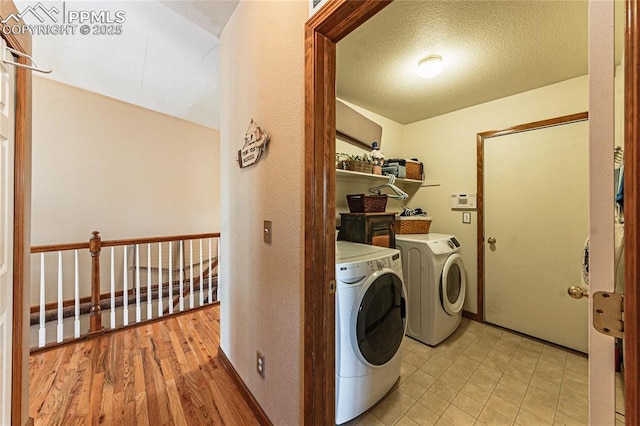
[451, 193, 476, 209]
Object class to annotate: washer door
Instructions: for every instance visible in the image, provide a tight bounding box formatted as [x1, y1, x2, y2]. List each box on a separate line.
[353, 270, 406, 367]
[441, 253, 466, 315]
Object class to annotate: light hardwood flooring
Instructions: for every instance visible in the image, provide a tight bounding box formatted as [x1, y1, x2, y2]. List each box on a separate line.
[28, 305, 260, 425]
[345, 318, 594, 426]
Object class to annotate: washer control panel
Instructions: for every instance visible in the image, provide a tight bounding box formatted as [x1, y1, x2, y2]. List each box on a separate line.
[367, 252, 401, 273]
[426, 237, 461, 255]
[336, 252, 401, 283]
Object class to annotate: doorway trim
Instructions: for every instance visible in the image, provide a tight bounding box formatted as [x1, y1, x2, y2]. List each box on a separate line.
[303, 0, 392, 422]
[0, 2, 31, 425]
[624, 0, 639, 422]
[475, 111, 589, 324]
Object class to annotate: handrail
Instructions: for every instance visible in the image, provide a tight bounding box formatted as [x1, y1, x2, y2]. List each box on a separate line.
[29, 230, 220, 349]
[31, 232, 221, 253]
[31, 242, 90, 254]
[102, 232, 221, 248]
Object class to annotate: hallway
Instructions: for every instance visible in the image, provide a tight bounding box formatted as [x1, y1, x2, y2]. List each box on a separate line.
[28, 305, 260, 425]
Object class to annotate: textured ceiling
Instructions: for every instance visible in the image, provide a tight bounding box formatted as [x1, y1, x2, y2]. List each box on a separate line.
[14, 0, 239, 130]
[337, 1, 592, 125]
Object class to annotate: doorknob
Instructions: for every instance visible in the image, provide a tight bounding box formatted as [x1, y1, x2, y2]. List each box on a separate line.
[487, 237, 496, 244]
[568, 286, 589, 299]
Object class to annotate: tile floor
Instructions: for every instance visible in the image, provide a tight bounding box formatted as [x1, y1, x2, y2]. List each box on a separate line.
[344, 318, 595, 426]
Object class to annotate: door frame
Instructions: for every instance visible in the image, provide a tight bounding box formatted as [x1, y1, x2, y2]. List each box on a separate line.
[0, 2, 31, 425]
[304, 0, 639, 424]
[623, 0, 639, 423]
[304, 1, 392, 422]
[475, 111, 589, 324]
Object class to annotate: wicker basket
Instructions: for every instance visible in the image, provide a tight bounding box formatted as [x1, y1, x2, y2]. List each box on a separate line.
[347, 194, 388, 213]
[405, 161, 423, 180]
[347, 160, 374, 174]
[395, 216, 432, 234]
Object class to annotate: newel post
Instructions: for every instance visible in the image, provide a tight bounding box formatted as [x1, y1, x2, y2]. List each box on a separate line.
[89, 231, 103, 332]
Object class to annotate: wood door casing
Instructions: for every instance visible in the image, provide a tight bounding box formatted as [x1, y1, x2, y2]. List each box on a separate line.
[304, 1, 391, 423]
[623, 0, 639, 423]
[0, 2, 31, 425]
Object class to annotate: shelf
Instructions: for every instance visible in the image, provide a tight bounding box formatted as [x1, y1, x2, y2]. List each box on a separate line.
[336, 169, 425, 186]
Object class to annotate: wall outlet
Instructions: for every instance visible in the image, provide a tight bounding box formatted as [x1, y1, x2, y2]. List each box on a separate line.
[263, 220, 272, 243]
[256, 351, 265, 378]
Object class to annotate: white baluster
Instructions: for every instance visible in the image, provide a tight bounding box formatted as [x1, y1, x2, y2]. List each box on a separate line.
[208, 238, 212, 303]
[189, 240, 194, 309]
[38, 253, 46, 347]
[199, 239, 204, 306]
[135, 244, 141, 323]
[169, 241, 174, 314]
[57, 251, 63, 343]
[74, 250, 80, 337]
[110, 247, 115, 329]
[217, 237, 221, 302]
[123, 246, 129, 326]
[179, 241, 184, 311]
[158, 242, 163, 317]
[147, 243, 152, 320]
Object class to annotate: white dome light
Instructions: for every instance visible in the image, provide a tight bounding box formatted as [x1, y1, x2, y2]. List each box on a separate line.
[417, 55, 444, 79]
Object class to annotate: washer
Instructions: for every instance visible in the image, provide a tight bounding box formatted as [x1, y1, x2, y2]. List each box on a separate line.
[395, 234, 466, 346]
[335, 241, 407, 424]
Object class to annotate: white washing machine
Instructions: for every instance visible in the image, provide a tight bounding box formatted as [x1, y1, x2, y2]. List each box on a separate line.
[395, 234, 466, 346]
[335, 241, 407, 425]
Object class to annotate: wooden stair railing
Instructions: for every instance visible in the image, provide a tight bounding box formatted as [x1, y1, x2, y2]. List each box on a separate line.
[30, 231, 220, 349]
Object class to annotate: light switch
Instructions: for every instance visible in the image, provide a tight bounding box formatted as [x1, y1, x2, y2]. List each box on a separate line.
[264, 220, 272, 243]
[462, 212, 471, 224]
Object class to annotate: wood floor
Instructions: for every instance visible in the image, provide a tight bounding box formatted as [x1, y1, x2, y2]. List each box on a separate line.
[28, 305, 261, 425]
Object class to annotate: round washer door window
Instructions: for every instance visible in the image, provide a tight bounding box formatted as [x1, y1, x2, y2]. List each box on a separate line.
[354, 272, 406, 366]
[441, 253, 466, 315]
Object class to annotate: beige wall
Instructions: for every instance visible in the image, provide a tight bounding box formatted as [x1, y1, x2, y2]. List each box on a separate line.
[219, 1, 306, 424]
[30, 76, 220, 306]
[336, 98, 407, 217]
[31, 76, 220, 245]
[402, 75, 589, 314]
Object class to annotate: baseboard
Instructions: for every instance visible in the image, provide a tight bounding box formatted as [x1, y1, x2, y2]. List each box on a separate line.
[462, 309, 482, 322]
[218, 348, 272, 426]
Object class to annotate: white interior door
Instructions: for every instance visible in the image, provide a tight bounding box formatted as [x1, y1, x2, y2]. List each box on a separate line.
[484, 120, 589, 353]
[0, 50, 15, 424]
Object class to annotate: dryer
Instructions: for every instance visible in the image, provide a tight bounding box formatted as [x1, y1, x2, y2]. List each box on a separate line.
[395, 234, 466, 346]
[335, 241, 406, 424]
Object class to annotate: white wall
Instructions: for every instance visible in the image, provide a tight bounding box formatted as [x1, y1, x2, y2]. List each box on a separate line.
[219, 1, 306, 424]
[31, 76, 220, 244]
[402, 75, 589, 314]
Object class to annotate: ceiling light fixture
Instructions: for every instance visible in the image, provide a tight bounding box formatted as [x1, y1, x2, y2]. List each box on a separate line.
[417, 55, 444, 79]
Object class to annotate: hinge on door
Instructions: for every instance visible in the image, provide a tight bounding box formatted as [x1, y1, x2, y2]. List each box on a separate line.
[329, 280, 336, 294]
[592, 291, 624, 339]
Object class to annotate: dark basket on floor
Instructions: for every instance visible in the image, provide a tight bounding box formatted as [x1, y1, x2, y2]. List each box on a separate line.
[347, 194, 388, 213]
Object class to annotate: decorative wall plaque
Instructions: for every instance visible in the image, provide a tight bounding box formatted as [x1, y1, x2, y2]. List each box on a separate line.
[237, 119, 270, 168]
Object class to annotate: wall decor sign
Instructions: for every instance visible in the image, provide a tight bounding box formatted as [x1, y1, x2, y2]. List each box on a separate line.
[237, 119, 270, 168]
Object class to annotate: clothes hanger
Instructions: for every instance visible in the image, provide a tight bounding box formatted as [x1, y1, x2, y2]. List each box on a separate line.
[369, 174, 408, 200]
